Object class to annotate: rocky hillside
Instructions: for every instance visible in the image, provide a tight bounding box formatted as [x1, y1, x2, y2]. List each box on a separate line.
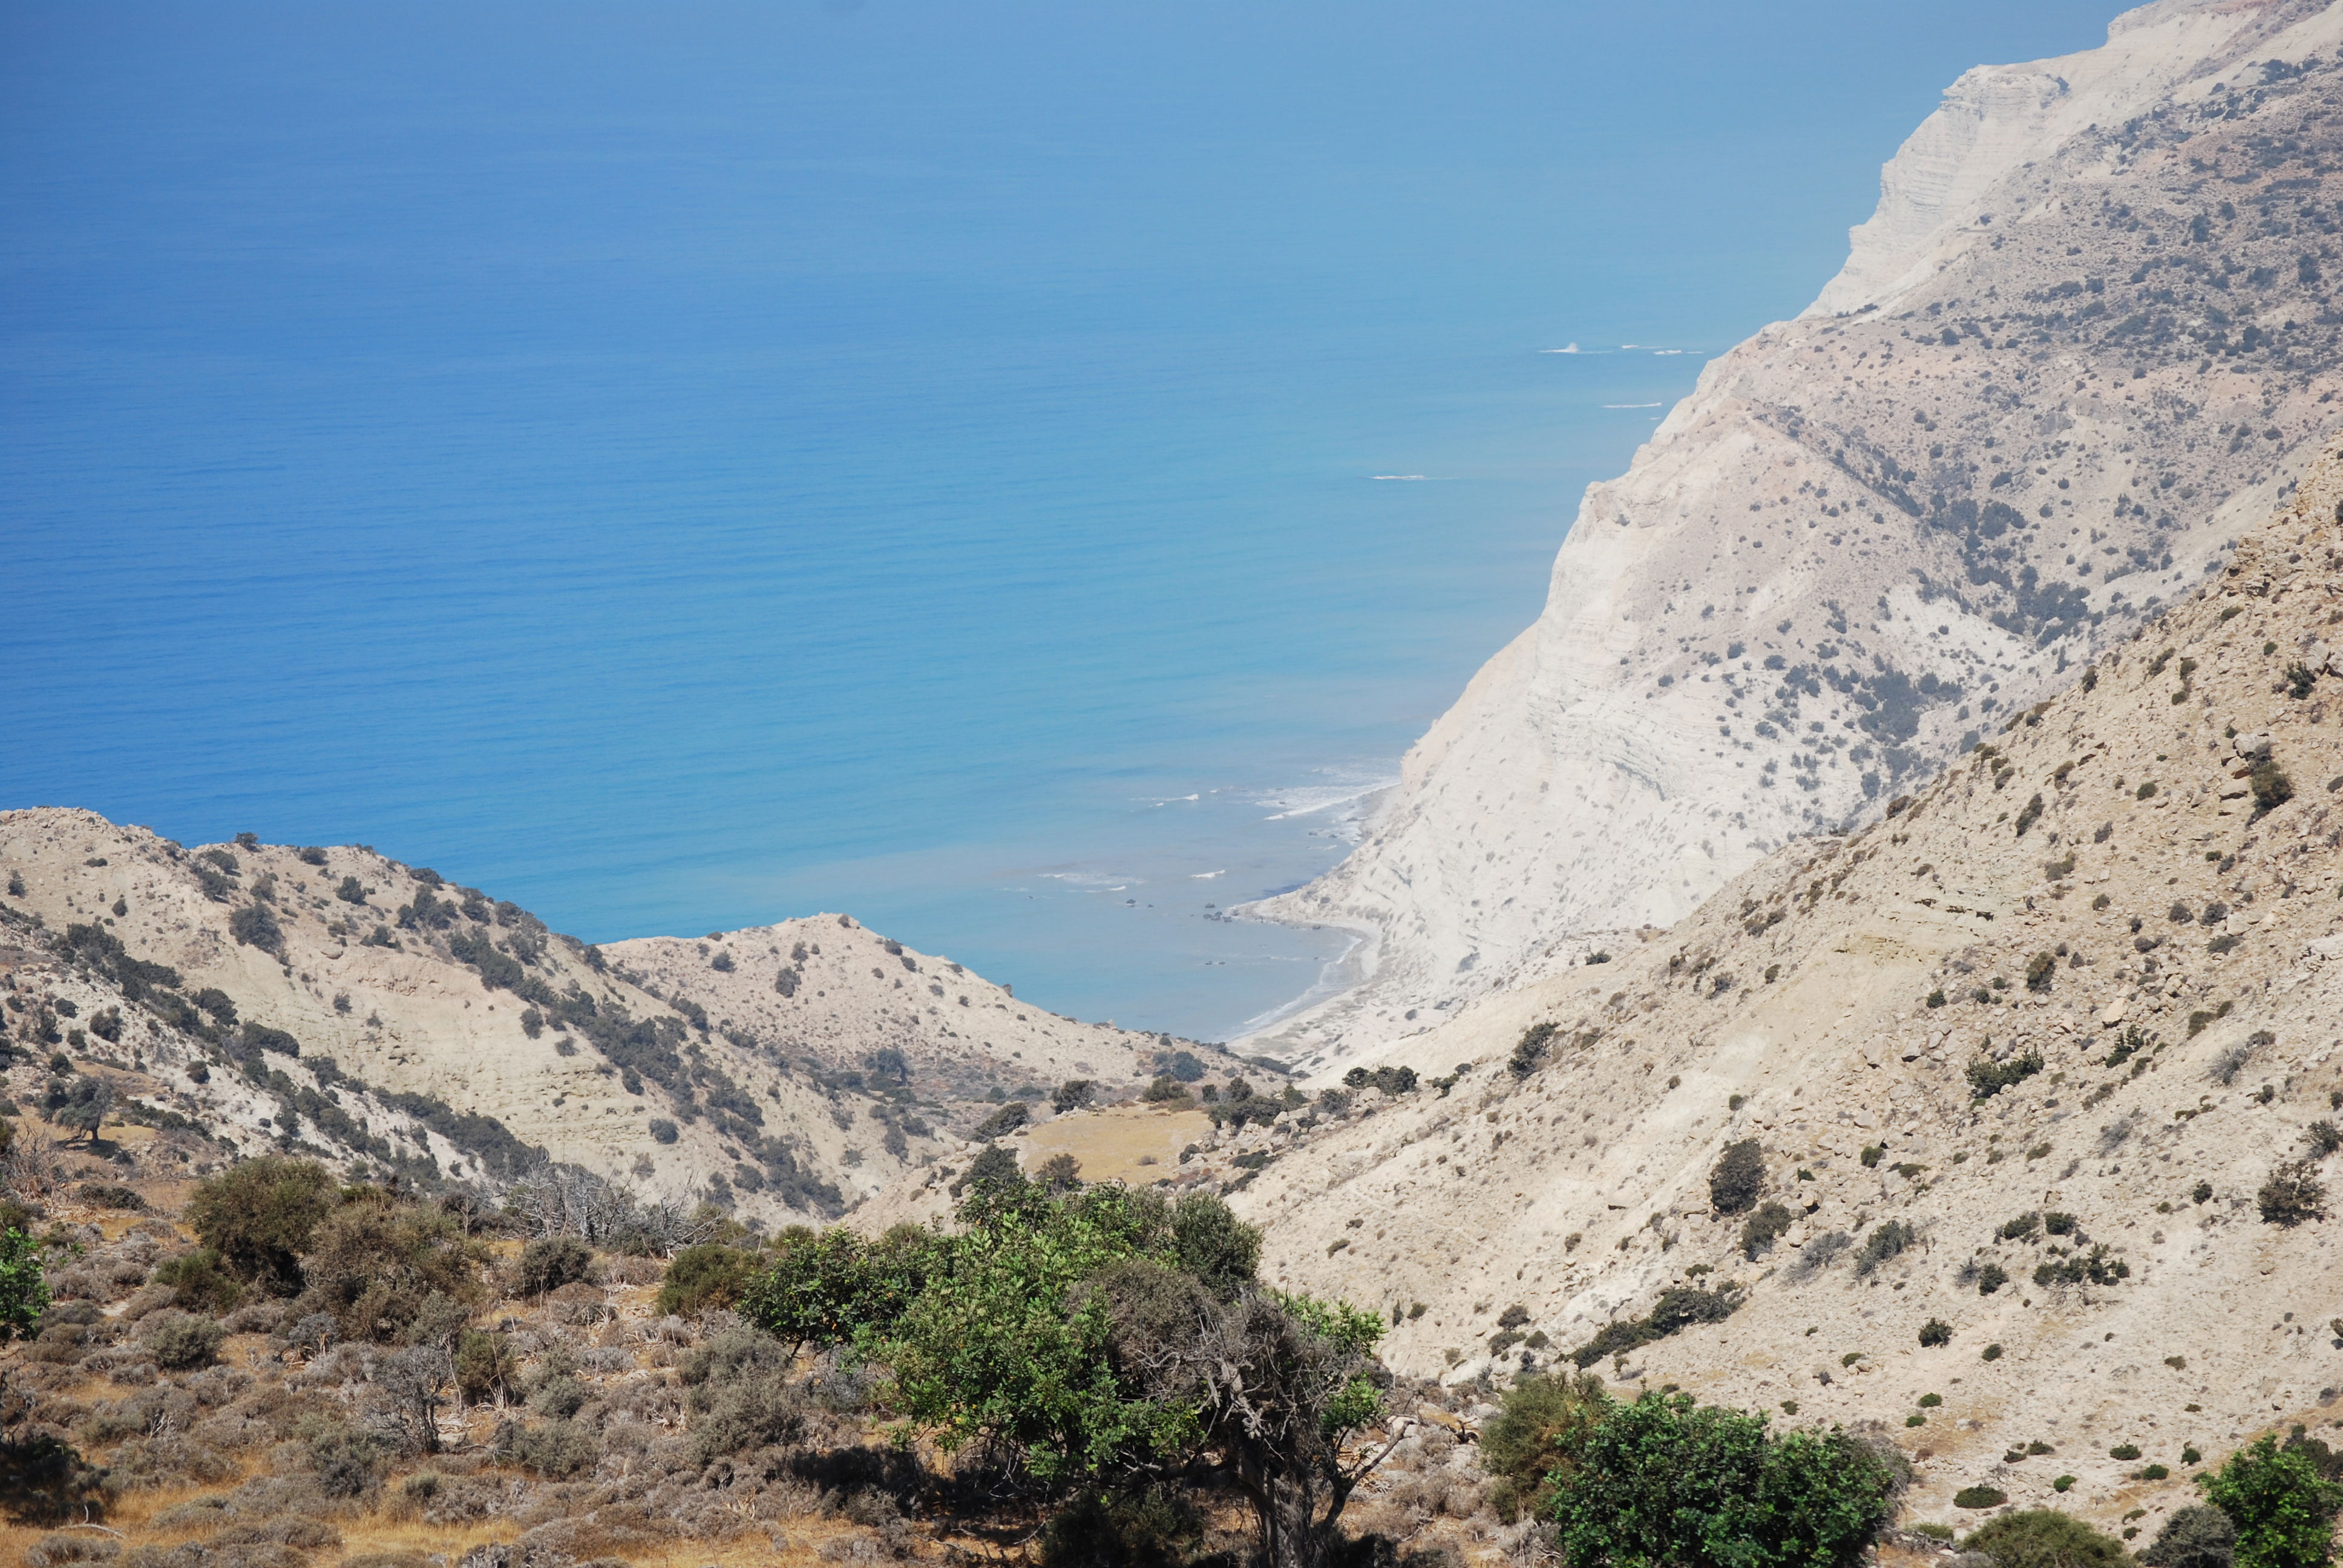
[1250, 0, 2343, 1067]
[1225, 439, 2343, 1540]
[0, 812, 1225, 1222]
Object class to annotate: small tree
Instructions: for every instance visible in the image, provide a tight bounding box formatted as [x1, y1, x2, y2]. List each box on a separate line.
[0, 1227, 51, 1343]
[187, 1155, 336, 1295]
[2201, 1435, 2343, 1568]
[41, 1075, 114, 1145]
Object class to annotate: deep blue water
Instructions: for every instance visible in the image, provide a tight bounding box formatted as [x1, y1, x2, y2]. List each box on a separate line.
[2, 2, 2117, 1039]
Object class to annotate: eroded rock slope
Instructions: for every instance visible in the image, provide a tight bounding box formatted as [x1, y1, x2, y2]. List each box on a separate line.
[1253, 0, 2343, 1066]
[1233, 439, 2343, 1535]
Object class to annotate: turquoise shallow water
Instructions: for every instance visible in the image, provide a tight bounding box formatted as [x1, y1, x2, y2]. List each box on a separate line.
[1, 2, 2115, 1039]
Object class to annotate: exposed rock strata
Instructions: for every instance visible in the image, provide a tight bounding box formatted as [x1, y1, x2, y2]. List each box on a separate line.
[1230, 439, 2343, 1532]
[1251, 0, 2343, 1068]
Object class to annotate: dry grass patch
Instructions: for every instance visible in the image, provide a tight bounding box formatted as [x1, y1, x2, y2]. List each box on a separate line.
[1017, 1104, 1211, 1185]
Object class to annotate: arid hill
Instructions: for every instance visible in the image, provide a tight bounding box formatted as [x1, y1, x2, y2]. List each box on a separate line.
[0, 814, 1227, 1223]
[1216, 439, 2343, 1540]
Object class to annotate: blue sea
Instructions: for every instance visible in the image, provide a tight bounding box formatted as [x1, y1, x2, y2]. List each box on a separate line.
[1, 2, 2117, 1040]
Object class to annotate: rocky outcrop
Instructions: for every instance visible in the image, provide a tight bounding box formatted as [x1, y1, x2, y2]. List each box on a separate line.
[1248, 0, 2343, 1070]
[1230, 437, 2343, 1532]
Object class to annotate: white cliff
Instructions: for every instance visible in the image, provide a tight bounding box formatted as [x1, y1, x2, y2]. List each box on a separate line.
[1247, 0, 2343, 1072]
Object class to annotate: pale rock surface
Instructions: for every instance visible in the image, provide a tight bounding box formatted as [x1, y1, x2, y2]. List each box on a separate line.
[1247, 0, 2343, 1073]
[0, 816, 1208, 1221]
[1228, 442, 2343, 1534]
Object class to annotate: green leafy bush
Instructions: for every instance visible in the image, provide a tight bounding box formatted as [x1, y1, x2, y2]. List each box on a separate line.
[150, 1248, 243, 1315]
[1955, 1486, 2009, 1509]
[1567, 1284, 1743, 1368]
[974, 1100, 1031, 1140]
[1853, 1221, 1915, 1278]
[647, 1118, 678, 1144]
[1976, 1263, 2010, 1296]
[1510, 1022, 1559, 1079]
[656, 1241, 757, 1316]
[1481, 1371, 1611, 1522]
[454, 1329, 519, 1405]
[228, 902, 283, 953]
[2200, 1434, 2343, 1568]
[297, 1193, 487, 1341]
[0, 1226, 54, 1344]
[1918, 1318, 1952, 1348]
[1548, 1391, 1902, 1568]
[1961, 1508, 2129, 1568]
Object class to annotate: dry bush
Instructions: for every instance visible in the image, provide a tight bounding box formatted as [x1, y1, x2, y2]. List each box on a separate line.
[27, 1535, 123, 1568]
[295, 1198, 487, 1343]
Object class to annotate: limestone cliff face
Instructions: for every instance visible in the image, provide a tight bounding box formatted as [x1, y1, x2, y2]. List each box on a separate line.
[1230, 441, 2343, 1530]
[1249, 0, 2343, 1069]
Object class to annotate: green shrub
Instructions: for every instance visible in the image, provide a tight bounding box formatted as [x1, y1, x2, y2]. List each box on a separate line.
[1919, 1318, 1952, 1348]
[1141, 1074, 1191, 1104]
[1741, 1203, 1795, 1259]
[2026, 952, 2057, 992]
[2141, 1504, 2237, 1568]
[974, 1100, 1031, 1140]
[0, 1431, 107, 1525]
[1040, 1485, 1201, 1568]
[1054, 1079, 1099, 1114]
[1853, 1221, 1915, 1278]
[656, 1242, 756, 1316]
[1709, 1139, 1765, 1215]
[186, 1155, 336, 1295]
[137, 1309, 225, 1370]
[76, 1183, 143, 1212]
[150, 1248, 244, 1315]
[228, 903, 282, 953]
[298, 1194, 487, 1341]
[1480, 1371, 1610, 1521]
[0, 1227, 55, 1345]
[2113, 1445, 2143, 1461]
[2258, 1161, 2328, 1227]
[1567, 1284, 1743, 1368]
[1969, 1051, 2046, 1100]
[1549, 1391, 1901, 1568]
[647, 1118, 678, 1144]
[2250, 760, 2295, 821]
[501, 1417, 598, 1478]
[1955, 1486, 2009, 1509]
[2201, 1434, 2343, 1568]
[1982, 1344, 2003, 1361]
[454, 1329, 519, 1405]
[1510, 1022, 1559, 1079]
[514, 1235, 594, 1298]
[1976, 1263, 2010, 1296]
[1860, 1144, 1884, 1168]
[1962, 1508, 2129, 1568]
